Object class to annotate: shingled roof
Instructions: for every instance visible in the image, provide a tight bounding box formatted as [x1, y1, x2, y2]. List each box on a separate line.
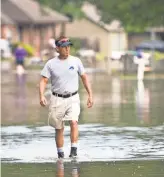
[1, 0, 69, 24]
[1, 12, 14, 25]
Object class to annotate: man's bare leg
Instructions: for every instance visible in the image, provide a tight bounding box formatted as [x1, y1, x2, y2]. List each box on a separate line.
[70, 120, 78, 143]
[55, 127, 64, 158]
[69, 120, 78, 157]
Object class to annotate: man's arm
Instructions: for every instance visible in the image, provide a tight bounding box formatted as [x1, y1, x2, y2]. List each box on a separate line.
[80, 73, 93, 108]
[80, 74, 92, 97]
[39, 76, 49, 106]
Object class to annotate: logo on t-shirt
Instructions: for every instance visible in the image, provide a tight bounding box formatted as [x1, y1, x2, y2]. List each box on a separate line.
[69, 66, 74, 70]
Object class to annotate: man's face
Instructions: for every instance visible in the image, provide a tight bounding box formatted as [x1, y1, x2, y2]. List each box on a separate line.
[57, 45, 70, 57]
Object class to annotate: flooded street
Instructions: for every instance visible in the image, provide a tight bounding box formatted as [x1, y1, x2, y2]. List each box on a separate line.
[1, 71, 164, 176]
[1, 124, 164, 163]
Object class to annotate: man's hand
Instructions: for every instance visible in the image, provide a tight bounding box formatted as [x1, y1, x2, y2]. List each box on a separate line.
[39, 76, 48, 107]
[80, 74, 93, 108]
[40, 96, 47, 107]
[87, 96, 93, 108]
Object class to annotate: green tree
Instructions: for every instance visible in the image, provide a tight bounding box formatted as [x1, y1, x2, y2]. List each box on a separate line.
[38, 0, 164, 32]
[88, 0, 164, 32]
[38, 0, 84, 19]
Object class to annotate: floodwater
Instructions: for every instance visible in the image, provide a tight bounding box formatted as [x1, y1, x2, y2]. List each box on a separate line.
[1, 71, 164, 177]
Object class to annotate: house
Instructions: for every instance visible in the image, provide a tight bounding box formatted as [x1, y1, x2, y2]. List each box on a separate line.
[1, 0, 69, 55]
[128, 27, 164, 50]
[66, 2, 128, 61]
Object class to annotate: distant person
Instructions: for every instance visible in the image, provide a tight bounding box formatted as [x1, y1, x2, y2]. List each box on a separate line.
[48, 36, 56, 49]
[14, 44, 27, 74]
[14, 44, 27, 66]
[48, 36, 59, 59]
[134, 49, 146, 80]
[136, 49, 143, 59]
[39, 36, 93, 158]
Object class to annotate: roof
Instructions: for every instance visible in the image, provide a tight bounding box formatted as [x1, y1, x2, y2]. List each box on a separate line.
[146, 26, 164, 32]
[2, 0, 31, 23]
[82, 2, 124, 32]
[1, 0, 69, 24]
[42, 6, 69, 23]
[1, 12, 14, 25]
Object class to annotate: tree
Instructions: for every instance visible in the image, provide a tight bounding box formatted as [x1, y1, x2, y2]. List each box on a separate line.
[88, 0, 164, 32]
[38, 0, 85, 19]
[38, 0, 164, 32]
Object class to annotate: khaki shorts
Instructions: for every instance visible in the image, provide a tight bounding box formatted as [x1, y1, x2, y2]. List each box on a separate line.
[48, 93, 80, 129]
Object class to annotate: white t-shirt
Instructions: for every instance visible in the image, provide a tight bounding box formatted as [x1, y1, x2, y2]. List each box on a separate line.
[41, 55, 85, 94]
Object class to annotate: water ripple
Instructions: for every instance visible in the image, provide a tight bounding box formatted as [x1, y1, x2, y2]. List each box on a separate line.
[1, 124, 164, 163]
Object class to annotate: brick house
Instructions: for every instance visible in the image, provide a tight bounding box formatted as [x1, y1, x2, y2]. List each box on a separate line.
[1, 0, 69, 55]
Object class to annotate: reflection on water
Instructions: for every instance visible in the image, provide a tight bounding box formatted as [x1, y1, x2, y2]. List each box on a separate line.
[1, 72, 164, 176]
[56, 159, 79, 177]
[135, 80, 150, 124]
[56, 160, 65, 177]
[111, 77, 121, 122]
[15, 74, 27, 120]
[1, 160, 164, 177]
[1, 72, 164, 126]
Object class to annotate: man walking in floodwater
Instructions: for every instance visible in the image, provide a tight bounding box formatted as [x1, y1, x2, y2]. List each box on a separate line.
[39, 36, 93, 158]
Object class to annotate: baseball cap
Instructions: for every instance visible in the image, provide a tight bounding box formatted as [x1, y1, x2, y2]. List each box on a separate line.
[55, 38, 73, 47]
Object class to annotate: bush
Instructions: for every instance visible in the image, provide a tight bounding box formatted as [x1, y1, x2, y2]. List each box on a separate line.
[23, 44, 35, 57]
[69, 38, 81, 55]
[154, 51, 164, 61]
[11, 42, 35, 57]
